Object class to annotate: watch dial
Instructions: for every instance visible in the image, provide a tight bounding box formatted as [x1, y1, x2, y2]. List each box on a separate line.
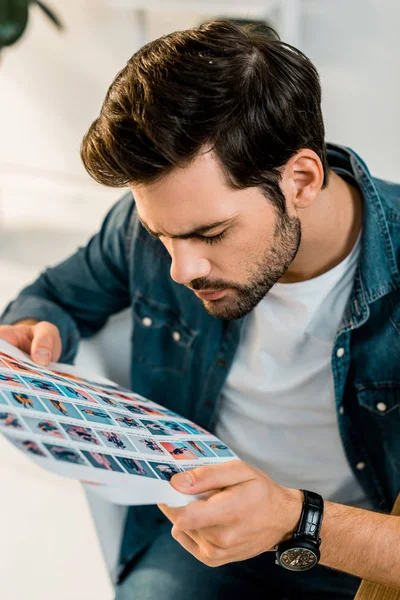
[281, 548, 317, 571]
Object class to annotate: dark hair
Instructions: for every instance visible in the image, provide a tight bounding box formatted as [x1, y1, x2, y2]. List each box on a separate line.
[81, 20, 328, 213]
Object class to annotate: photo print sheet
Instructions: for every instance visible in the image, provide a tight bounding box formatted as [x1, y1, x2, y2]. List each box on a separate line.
[0, 341, 237, 506]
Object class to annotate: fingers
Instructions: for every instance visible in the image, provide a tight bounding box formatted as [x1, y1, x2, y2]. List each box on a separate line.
[0, 324, 36, 356]
[0, 322, 62, 366]
[30, 322, 62, 365]
[170, 460, 255, 495]
[170, 526, 199, 556]
[0, 326, 21, 348]
[159, 485, 244, 531]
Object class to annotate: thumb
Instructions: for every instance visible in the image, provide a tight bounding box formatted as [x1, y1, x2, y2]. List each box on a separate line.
[30, 322, 62, 366]
[170, 460, 253, 494]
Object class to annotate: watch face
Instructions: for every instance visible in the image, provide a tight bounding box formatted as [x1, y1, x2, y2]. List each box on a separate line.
[280, 547, 318, 571]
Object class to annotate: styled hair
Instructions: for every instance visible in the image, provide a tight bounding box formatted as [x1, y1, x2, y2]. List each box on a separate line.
[81, 20, 328, 213]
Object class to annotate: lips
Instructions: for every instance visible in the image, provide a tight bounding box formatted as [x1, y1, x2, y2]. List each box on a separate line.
[193, 289, 227, 300]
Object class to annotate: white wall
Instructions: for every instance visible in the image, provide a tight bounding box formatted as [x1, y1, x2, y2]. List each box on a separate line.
[303, 0, 400, 182]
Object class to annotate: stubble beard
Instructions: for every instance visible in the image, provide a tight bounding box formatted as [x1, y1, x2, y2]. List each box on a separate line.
[195, 212, 302, 321]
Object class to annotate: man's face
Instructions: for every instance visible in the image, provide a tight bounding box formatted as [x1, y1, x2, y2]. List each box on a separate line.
[131, 152, 301, 320]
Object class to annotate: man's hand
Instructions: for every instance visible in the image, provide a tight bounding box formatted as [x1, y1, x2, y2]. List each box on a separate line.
[158, 460, 303, 567]
[0, 320, 62, 366]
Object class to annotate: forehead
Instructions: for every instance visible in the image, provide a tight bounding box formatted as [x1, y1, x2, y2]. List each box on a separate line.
[130, 151, 243, 227]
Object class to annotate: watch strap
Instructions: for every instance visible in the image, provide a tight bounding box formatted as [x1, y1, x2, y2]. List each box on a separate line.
[295, 489, 324, 544]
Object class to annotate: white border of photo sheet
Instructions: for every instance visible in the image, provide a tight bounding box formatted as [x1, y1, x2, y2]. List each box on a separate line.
[0, 341, 237, 506]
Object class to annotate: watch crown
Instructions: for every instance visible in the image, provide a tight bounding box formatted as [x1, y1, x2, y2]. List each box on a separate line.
[275, 560, 279, 565]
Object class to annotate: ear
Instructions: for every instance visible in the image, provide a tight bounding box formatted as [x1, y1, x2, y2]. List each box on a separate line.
[283, 149, 325, 209]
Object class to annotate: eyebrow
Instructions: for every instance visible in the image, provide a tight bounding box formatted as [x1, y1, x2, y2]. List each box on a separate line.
[138, 216, 237, 240]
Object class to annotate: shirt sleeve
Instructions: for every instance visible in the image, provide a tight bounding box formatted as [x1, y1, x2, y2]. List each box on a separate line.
[0, 191, 135, 363]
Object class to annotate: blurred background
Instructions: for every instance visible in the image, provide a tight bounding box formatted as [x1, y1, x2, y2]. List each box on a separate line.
[0, 1, 399, 598]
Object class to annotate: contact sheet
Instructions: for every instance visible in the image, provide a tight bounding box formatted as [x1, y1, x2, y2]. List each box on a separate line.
[0, 341, 236, 506]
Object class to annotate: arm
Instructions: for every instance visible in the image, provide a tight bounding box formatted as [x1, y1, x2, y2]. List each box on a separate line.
[0, 192, 135, 362]
[320, 500, 400, 587]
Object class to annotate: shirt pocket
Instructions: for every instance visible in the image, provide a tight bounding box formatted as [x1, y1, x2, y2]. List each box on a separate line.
[131, 293, 198, 374]
[356, 381, 400, 473]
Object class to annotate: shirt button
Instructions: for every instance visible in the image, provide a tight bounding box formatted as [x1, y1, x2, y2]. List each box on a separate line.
[142, 317, 153, 327]
[356, 462, 366, 470]
[336, 347, 345, 358]
[376, 402, 387, 413]
[172, 331, 181, 342]
[217, 358, 227, 368]
[339, 406, 344, 415]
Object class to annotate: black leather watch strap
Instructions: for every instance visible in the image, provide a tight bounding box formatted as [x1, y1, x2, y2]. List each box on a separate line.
[295, 490, 324, 544]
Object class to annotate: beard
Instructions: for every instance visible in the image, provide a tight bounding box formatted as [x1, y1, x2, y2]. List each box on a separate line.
[189, 211, 301, 320]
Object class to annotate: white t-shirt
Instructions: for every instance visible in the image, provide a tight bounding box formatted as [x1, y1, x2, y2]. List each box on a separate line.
[215, 231, 372, 508]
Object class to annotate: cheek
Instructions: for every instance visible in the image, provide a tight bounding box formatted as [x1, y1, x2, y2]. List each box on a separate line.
[212, 236, 265, 276]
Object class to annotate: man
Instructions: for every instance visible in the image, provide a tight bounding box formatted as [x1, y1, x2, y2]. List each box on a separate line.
[0, 20, 399, 600]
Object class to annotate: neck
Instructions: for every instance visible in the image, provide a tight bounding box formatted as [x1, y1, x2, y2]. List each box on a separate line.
[279, 170, 363, 284]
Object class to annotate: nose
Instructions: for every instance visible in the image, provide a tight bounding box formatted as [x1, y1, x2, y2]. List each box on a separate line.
[169, 241, 211, 285]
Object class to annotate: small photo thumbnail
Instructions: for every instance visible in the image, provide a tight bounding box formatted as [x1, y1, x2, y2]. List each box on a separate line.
[24, 416, 65, 438]
[160, 442, 198, 461]
[1, 359, 43, 376]
[0, 372, 26, 389]
[140, 420, 170, 436]
[111, 413, 147, 431]
[115, 456, 157, 478]
[61, 423, 101, 445]
[50, 370, 88, 385]
[121, 403, 164, 417]
[44, 443, 86, 465]
[180, 422, 210, 436]
[185, 440, 216, 458]
[3, 391, 47, 413]
[57, 385, 97, 403]
[76, 406, 115, 426]
[0, 411, 27, 431]
[40, 398, 83, 419]
[92, 394, 120, 409]
[159, 420, 189, 435]
[147, 462, 182, 481]
[82, 451, 124, 472]
[95, 430, 133, 451]
[156, 407, 183, 419]
[21, 376, 64, 396]
[6, 436, 47, 457]
[204, 441, 235, 458]
[128, 437, 166, 456]
[120, 403, 151, 416]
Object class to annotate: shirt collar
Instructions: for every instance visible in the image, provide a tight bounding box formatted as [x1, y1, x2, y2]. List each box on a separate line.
[327, 143, 400, 328]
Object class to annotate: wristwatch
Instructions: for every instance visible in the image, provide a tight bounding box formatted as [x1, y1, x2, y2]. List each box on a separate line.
[275, 489, 324, 572]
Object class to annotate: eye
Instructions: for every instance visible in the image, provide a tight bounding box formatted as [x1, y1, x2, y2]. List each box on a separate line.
[200, 231, 227, 245]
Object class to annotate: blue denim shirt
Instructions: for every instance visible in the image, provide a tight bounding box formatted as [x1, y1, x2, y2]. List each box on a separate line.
[2, 143, 400, 581]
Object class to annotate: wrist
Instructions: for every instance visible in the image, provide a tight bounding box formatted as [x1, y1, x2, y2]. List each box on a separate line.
[279, 487, 304, 543]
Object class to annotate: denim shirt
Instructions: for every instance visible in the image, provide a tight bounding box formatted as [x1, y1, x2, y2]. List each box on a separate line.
[2, 143, 400, 582]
